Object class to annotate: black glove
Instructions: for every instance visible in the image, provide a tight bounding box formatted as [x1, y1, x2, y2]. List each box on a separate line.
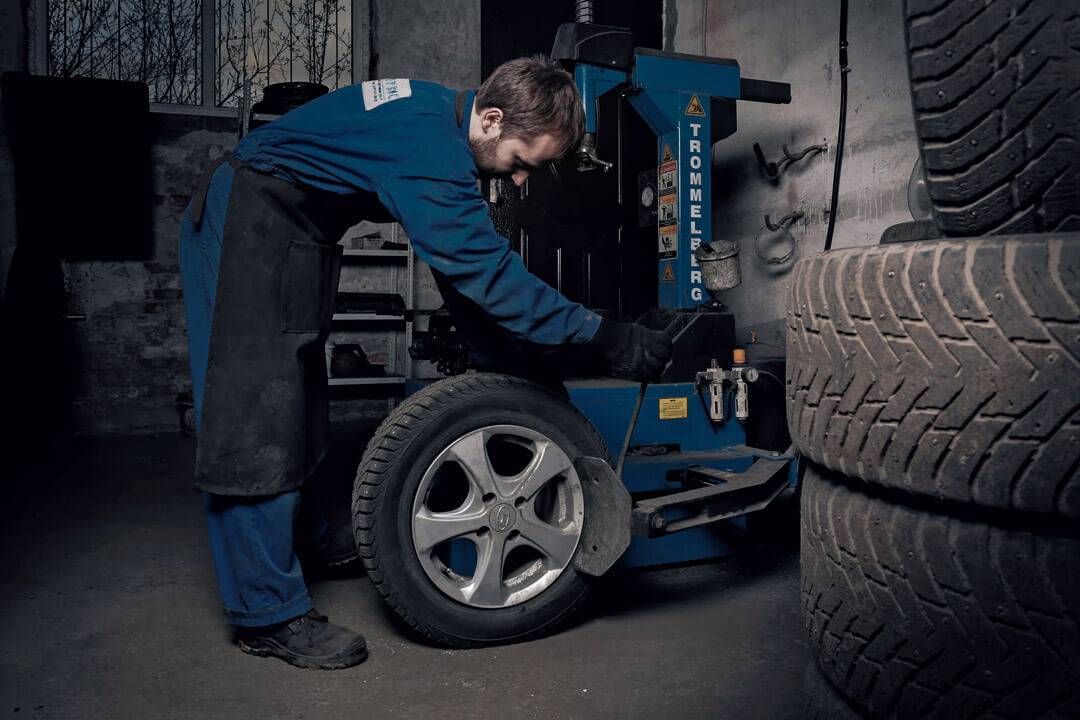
[589, 318, 674, 381]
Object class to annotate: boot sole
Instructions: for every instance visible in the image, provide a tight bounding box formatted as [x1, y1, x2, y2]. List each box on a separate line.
[237, 637, 368, 670]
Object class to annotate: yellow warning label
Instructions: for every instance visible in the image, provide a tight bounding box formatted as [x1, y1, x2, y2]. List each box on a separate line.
[659, 397, 688, 420]
[662, 143, 673, 162]
[685, 94, 705, 116]
[661, 263, 676, 282]
[658, 223, 678, 260]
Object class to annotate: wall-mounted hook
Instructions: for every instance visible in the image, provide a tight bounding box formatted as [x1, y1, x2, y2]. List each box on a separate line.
[753, 143, 779, 179]
[764, 211, 805, 231]
[756, 211, 805, 266]
[753, 142, 828, 182]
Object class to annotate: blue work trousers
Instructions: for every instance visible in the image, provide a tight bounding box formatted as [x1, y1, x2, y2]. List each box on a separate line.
[179, 163, 312, 628]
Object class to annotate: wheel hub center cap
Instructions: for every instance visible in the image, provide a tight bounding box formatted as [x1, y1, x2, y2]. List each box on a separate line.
[489, 503, 517, 533]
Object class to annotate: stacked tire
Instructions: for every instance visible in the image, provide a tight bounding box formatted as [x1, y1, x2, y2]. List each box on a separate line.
[790, 236, 1080, 719]
[790, 1, 1080, 717]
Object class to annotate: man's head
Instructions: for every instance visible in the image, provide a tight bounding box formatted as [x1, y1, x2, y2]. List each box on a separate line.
[469, 55, 585, 186]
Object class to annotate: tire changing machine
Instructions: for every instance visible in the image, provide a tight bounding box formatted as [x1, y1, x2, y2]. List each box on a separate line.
[414, 20, 800, 578]
[552, 19, 799, 573]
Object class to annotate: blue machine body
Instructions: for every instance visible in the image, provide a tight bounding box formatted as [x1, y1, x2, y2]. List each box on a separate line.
[568, 380, 748, 568]
[564, 47, 795, 568]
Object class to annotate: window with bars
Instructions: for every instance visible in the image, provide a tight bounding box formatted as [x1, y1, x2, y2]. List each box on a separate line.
[46, 0, 354, 107]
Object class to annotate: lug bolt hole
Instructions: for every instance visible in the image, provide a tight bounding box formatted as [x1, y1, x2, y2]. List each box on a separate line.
[482, 493, 496, 504]
[514, 497, 527, 507]
[508, 530, 520, 540]
[477, 527, 490, 536]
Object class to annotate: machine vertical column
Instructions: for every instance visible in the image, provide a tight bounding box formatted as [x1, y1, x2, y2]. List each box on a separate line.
[656, 92, 711, 309]
[680, 93, 711, 308]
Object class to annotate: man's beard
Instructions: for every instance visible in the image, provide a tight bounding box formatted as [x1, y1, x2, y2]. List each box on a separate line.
[469, 135, 500, 178]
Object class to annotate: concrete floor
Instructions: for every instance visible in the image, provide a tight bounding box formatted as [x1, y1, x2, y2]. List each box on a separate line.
[1, 434, 807, 720]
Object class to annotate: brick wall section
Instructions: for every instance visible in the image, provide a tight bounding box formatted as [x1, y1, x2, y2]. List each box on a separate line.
[63, 113, 234, 434]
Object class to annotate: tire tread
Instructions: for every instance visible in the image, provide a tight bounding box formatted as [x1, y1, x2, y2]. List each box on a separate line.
[903, 0, 1080, 235]
[801, 466, 1080, 719]
[787, 235, 1080, 518]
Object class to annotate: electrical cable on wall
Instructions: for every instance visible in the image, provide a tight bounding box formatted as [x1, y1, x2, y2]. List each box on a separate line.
[823, 0, 849, 252]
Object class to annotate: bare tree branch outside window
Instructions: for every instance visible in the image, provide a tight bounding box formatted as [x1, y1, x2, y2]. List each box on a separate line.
[47, 0, 352, 107]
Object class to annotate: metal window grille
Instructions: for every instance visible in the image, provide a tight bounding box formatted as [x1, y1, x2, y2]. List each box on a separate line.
[45, 0, 354, 107]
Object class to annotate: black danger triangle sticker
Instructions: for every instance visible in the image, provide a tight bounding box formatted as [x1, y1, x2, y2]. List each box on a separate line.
[685, 94, 705, 116]
[662, 263, 676, 282]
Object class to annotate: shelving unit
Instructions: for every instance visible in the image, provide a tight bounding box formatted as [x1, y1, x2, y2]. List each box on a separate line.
[328, 225, 415, 410]
[342, 249, 409, 259]
[327, 376, 406, 387]
[331, 313, 405, 322]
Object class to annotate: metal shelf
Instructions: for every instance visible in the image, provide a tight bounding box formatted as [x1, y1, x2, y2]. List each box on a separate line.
[341, 249, 409, 259]
[328, 376, 406, 386]
[332, 313, 405, 322]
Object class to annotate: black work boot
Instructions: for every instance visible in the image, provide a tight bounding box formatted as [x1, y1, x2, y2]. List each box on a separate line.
[236, 610, 368, 669]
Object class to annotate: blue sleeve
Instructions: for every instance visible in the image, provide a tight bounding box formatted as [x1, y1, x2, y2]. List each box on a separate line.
[377, 151, 602, 346]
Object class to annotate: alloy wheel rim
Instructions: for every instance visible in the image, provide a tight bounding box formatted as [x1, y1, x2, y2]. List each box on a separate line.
[411, 424, 584, 609]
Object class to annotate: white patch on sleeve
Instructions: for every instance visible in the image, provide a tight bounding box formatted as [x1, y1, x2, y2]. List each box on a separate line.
[361, 79, 412, 110]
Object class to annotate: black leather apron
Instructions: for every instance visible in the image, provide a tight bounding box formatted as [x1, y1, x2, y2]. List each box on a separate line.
[190, 155, 366, 496]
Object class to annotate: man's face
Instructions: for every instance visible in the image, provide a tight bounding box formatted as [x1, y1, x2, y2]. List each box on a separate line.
[471, 132, 562, 187]
[469, 107, 563, 187]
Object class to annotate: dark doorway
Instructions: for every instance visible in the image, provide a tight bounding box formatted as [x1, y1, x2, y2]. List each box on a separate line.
[481, 2, 662, 79]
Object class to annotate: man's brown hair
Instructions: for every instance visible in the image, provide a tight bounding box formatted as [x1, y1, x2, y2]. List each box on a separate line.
[476, 55, 584, 157]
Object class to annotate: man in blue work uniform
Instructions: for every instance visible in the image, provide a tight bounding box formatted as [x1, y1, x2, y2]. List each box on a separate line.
[179, 56, 672, 669]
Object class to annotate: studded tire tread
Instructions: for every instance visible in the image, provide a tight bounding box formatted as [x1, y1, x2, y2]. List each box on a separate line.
[801, 464, 1080, 719]
[903, 0, 1080, 236]
[787, 233, 1080, 518]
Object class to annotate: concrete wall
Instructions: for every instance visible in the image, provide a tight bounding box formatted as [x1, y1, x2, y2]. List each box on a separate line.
[373, 0, 481, 314]
[1, 0, 480, 435]
[669, 0, 920, 347]
[375, 0, 481, 87]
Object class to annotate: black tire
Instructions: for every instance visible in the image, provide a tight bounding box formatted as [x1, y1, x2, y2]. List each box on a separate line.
[352, 373, 608, 647]
[804, 661, 867, 720]
[902, 0, 1080, 236]
[801, 464, 1080, 719]
[786, 233, 1080, 518]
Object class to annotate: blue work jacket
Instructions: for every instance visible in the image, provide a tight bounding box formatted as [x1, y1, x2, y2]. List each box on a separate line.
[202, 79, 601, 346]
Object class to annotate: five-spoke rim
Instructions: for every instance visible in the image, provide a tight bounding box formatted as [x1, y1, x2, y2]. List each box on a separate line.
[411, 424, 584, 609]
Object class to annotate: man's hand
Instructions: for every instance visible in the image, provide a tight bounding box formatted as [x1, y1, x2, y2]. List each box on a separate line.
[589, 318, 675, 382]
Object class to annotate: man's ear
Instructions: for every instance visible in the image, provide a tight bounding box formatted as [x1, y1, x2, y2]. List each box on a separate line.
[480, 107, 504, 135]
